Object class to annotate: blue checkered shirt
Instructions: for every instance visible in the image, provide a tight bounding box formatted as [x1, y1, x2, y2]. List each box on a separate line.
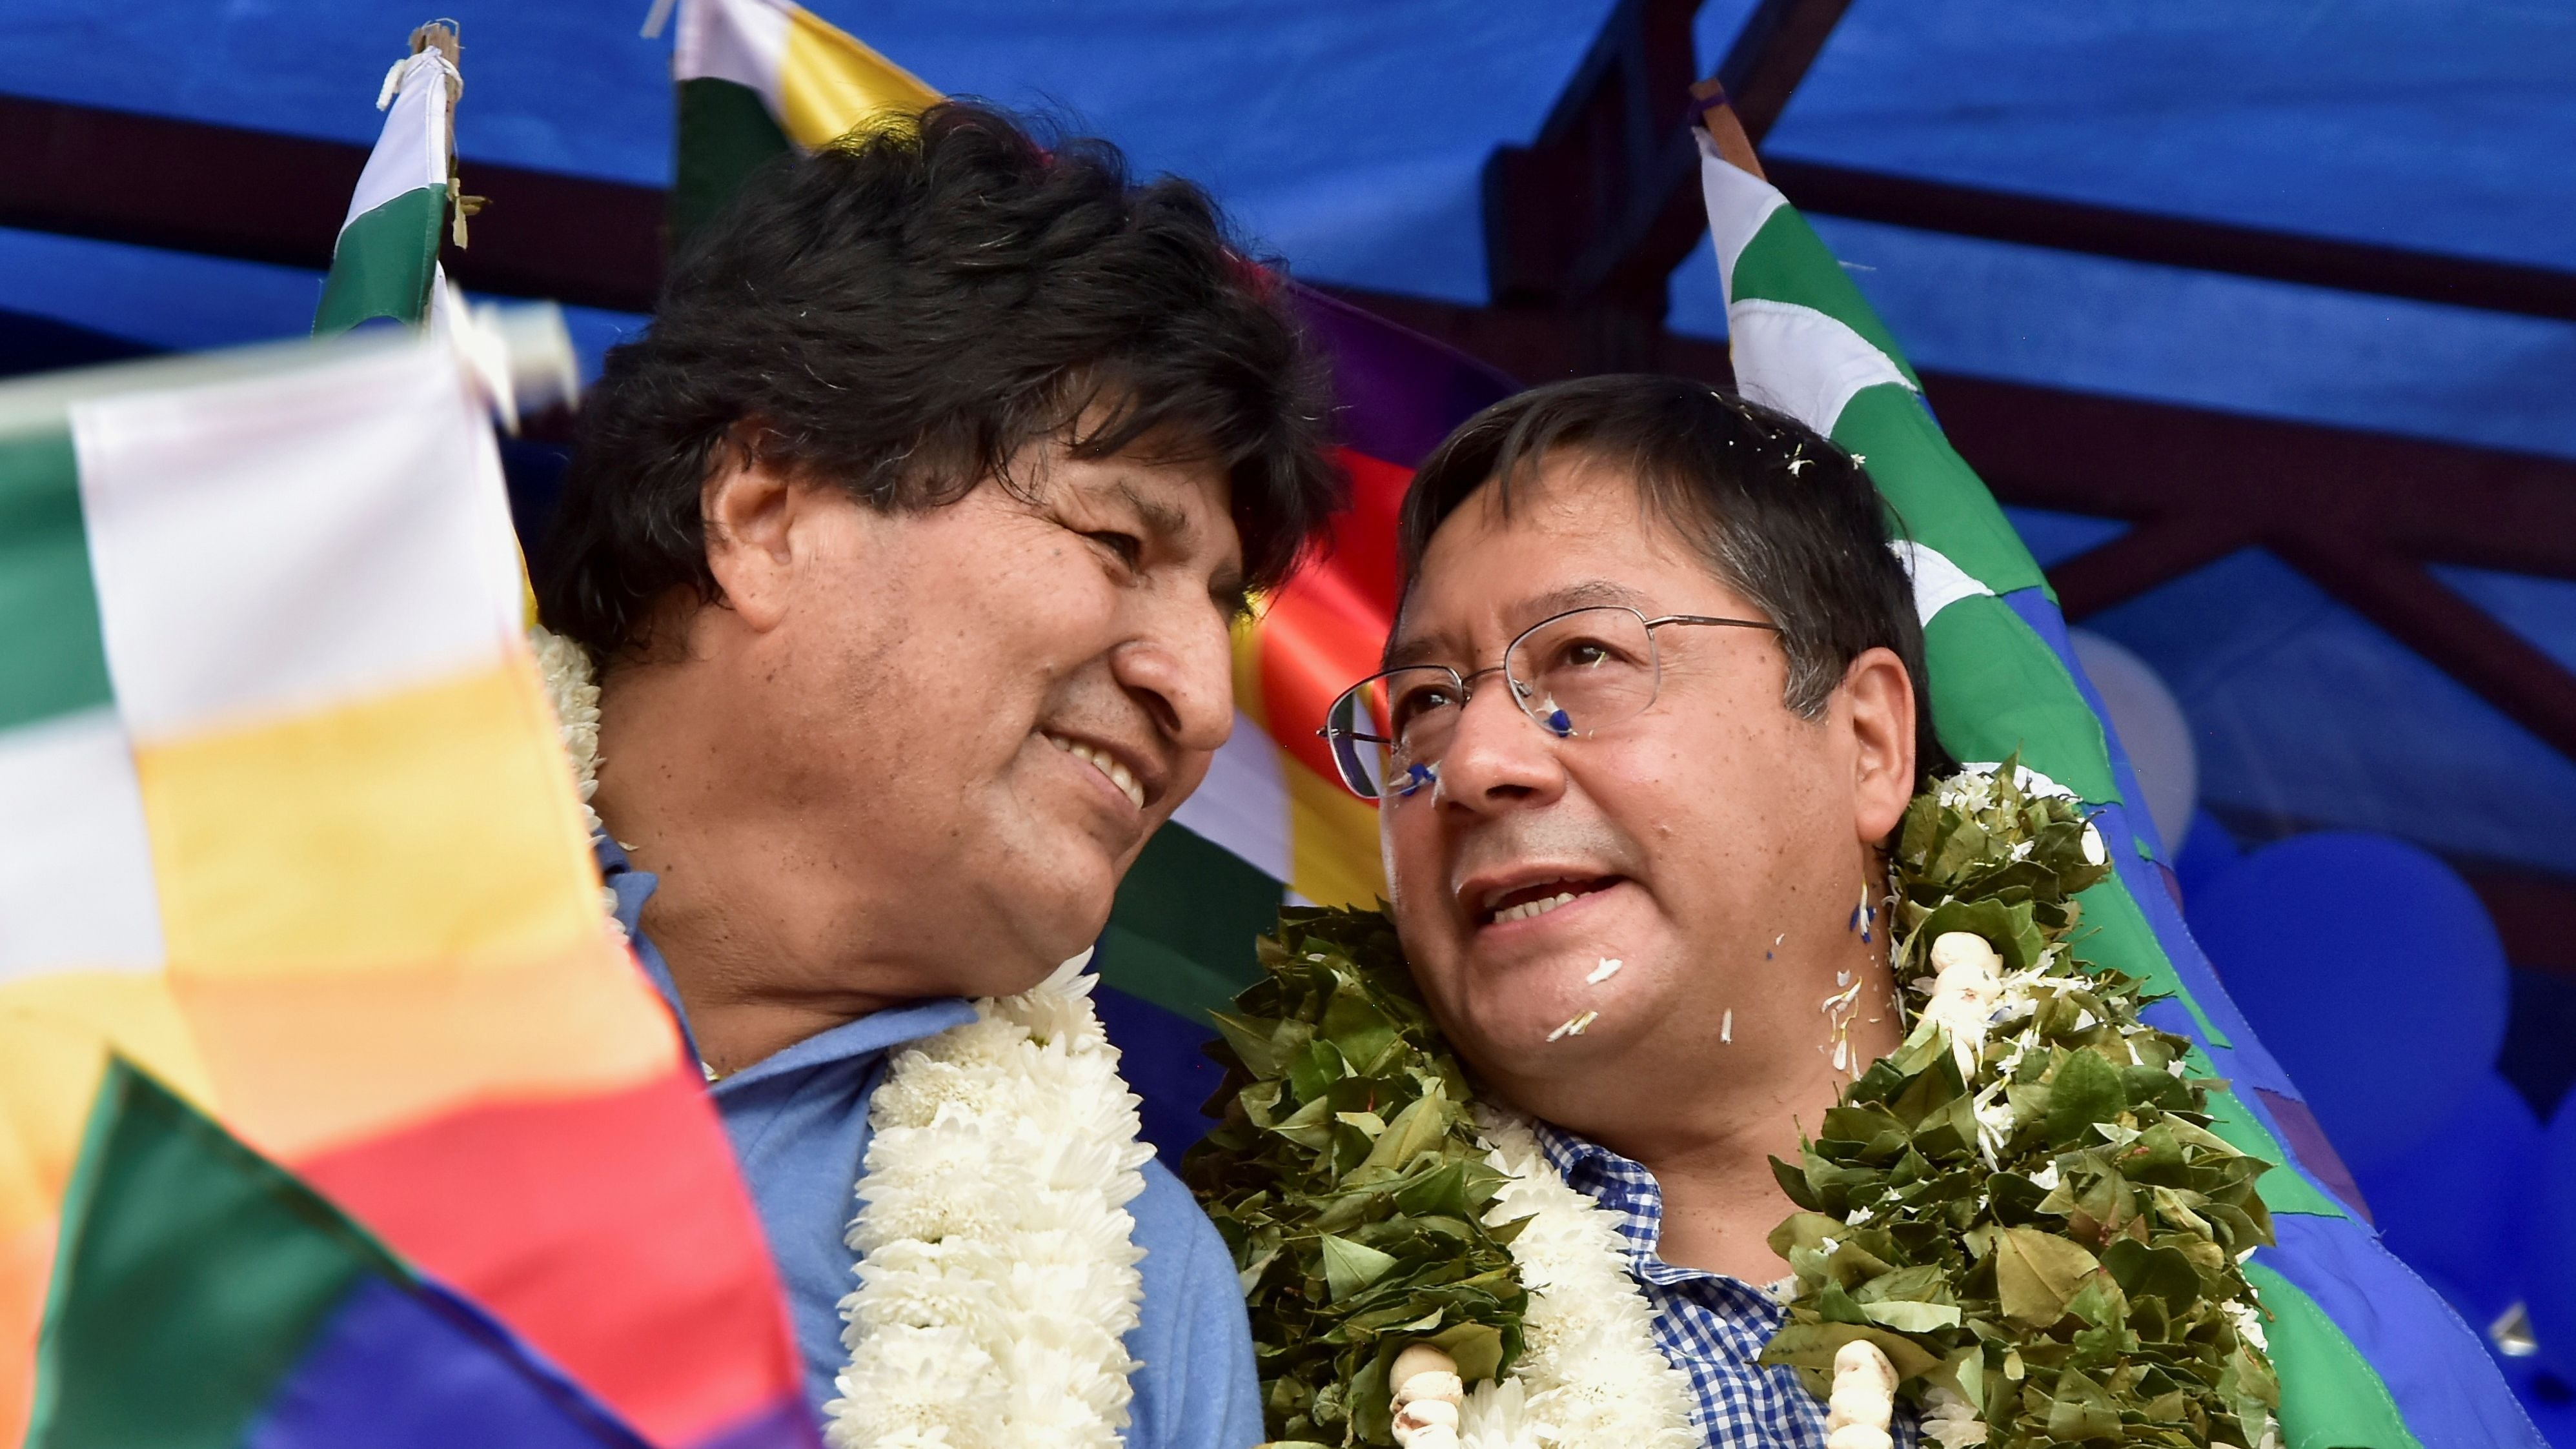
[1530, 1121, 1920, 1449]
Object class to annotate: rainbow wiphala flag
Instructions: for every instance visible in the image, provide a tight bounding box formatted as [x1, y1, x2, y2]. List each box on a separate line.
[0, 330, 806, 1446]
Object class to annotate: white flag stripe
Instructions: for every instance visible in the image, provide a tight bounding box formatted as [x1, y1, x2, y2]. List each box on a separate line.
[1696, 132, 1787, 306]
[1889, 540, 1994, 626]
[76, 341, 514, 740]
[1171, 711, 1293, 885]
[340, 50, 453, 232]
[1724, 299, 1914, 436]
[0, 707, 164, 977]
[676, 0, 789, 94]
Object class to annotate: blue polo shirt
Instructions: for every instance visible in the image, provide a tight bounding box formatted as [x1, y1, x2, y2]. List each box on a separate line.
[599, 840, 1262, 1448]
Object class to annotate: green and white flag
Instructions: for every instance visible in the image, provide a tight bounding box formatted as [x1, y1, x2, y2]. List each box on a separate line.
[1694, 128, 2115, 804]
[653, 0, 940, 244]
[1692, 118, 2457, 1449]
[313, 36, 460, 336]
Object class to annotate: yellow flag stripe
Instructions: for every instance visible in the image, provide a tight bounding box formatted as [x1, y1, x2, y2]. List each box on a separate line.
[776, 3, 940, 148]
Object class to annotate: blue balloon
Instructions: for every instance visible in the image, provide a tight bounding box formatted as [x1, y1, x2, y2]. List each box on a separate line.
[2524, 1093, 2576, 1381]
[2353, 1071, 2540, 1328]
[2187, 832, 2508, 1174]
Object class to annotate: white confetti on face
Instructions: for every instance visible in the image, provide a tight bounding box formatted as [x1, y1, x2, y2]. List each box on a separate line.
[1546, 1009, 1599, 1042]
[1586, 957, 1624, 985]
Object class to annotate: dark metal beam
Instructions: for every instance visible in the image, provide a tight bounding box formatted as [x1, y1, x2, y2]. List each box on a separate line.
[1710, 0, 1854, 146]
[1765, 157, 2576, 325]
[1481, 0, 1853, 352]
[0, 93, 665, 315]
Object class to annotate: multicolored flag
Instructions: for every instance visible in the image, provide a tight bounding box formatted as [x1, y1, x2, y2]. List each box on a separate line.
[652, 0, 938, 243]
[1106, 294, 1513, 1026]
[0, 323, 807, 1446]
[1694, 102, 2537, 1449]
[639, 0, 1512, 1061]
[314, 25, 463, 336]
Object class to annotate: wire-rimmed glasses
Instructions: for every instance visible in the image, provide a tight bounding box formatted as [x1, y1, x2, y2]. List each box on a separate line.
[1318, 605, 1781, 800]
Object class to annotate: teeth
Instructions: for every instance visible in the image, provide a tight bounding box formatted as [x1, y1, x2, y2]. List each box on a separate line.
[1045, 733, 1144, 810]
[1492, 891, 1579, 924]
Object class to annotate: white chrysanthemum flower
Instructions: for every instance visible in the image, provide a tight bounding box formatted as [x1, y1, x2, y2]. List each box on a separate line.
[531, 627, 607, 838]
[831, 952, 1148, 1449]
[2226, 1296, 2270, 1353]
[1920, 1384, 1989, 1448]
[1472, 1109, 1702, 1449]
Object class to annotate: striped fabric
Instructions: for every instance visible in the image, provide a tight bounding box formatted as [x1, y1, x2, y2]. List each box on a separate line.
[313, 42, 455, 336]
[0, 330, 803, 1446]
[1530, 1120, 1920, 1449]
[1696, 128, 2537, 1448]
[1105, 290, 1516, 1023]
[665, 0, 938, 241]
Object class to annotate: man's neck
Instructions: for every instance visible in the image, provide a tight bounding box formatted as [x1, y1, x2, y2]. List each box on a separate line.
[1527, 948, 1903, 1284]
[594, 661, 913, 1077]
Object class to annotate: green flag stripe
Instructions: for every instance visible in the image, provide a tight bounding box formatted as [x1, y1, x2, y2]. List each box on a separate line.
[0, 426, 113, 733]
[2073, 869, 2227, 1048]
[312, 187, 445, 336]
[1725, 205, 1922, 392]
[2243, 1263, 2426, 1449]
[2200, 1083, 2348, 1219]
[1918, 597, 2118, 804]
[29, 1061, 406, 1449]
[1104, 822, 1284, 1022]
[1831, 383, 2050, 598]
[672, 77, 796, 250]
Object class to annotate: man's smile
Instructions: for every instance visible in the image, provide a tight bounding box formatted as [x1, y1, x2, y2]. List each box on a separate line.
[1042, 729, 1155, 813]
[1460, 867, 1630, 931]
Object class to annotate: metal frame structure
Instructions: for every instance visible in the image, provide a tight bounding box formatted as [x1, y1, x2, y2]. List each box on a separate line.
[1, 1, 2572, 946]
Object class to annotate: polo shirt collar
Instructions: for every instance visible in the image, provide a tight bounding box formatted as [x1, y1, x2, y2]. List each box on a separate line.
[595, 835, 977, 1095]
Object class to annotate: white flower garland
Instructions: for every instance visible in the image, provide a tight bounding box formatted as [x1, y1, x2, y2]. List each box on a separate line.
[532, 629, 1152, 1449]
[1455, 1107, 1701, 1449]
[827, 953, 1154, 1449]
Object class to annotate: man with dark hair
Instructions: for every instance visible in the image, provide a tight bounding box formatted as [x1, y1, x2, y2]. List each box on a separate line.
[1332, 374, 1936, 1444]
[536, 103, 1339, 1446]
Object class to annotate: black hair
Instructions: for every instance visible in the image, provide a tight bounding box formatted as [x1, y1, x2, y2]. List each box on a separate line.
[540, 101, 1343, 661]
[1397, 374, 1954, 781]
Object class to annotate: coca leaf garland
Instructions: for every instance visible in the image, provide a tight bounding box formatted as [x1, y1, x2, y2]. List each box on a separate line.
[1184, 909, 1528, 1447]
[1760, 762, 2282, 1447]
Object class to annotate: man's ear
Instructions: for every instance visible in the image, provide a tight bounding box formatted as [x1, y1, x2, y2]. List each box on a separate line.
[1841, 645, 1919, 843]
[700, 432, 800, 633]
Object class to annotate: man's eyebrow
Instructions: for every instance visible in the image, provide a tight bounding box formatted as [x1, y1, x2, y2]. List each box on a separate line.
[1108, 478, 1196, 550]
[1383, 578, 1656, 669]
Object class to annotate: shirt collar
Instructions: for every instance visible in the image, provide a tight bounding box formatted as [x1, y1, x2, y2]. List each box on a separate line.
[1528, 1117, 1796, 1311]
[596, 835, 977, 1095]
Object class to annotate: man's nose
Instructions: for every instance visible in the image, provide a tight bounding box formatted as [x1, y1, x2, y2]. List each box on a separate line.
[1113, 605, 1235, 755]
[1434, 681, 1566, 811]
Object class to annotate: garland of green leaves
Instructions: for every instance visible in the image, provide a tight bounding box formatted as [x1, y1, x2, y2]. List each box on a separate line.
[1184, 764, 2282, 1449]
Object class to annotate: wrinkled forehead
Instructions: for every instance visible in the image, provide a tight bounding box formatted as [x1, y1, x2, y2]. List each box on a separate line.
[1384, 464, 1729, 669]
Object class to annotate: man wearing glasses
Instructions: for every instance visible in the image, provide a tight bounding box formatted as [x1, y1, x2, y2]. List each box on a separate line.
[1321, 374, 1940, 1444]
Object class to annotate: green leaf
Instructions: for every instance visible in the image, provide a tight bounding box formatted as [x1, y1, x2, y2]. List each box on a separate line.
[2045, 1048, 2127, 1146]
[1321, 979, 1401, 1076]
[1994, 1226, 2100, 1328]
[1208, 1010, 1288, 1081]
[1861, 1299, 1962, 1332]
[2101, 1238, 2203, 1315]
[2045, 1366, 2124, 1441]
[1758, 1321, 1943, 1381]
[1357, 1084, 1451, 1175]
[1320, 1233, 1399, 1302]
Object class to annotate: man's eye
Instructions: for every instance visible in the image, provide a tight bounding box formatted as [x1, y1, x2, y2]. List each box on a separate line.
[1388, 686, 1455, 732]
[1086, 531, 1143, 568]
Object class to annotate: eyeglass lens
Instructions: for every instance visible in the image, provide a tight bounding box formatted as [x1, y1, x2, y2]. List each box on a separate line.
[1326, 606, 1665, 800]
